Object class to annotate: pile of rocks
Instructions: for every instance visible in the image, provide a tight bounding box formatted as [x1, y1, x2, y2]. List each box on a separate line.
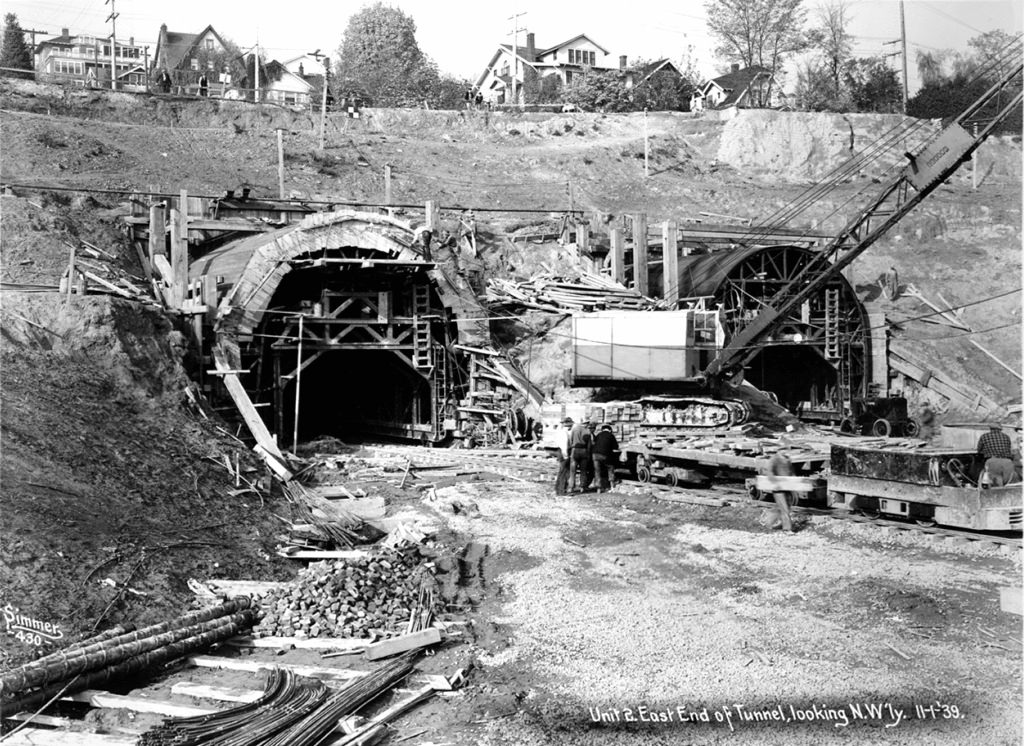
[255, 548, 439, 639]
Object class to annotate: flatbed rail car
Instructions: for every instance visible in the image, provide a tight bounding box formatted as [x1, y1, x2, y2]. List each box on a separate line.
[827, 443, 1023, 531]
[621, 439, 829, 493]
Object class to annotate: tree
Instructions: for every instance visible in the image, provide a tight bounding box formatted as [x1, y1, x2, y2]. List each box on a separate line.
[336, 2, 433, 106]
[1, 13, 33, 79]
[630, 60, 694, 111]
[812, 0, 852, 101]
[705, 0, 810, 101]
[844, 57, 902, 113]
[566, 70, 632, 112]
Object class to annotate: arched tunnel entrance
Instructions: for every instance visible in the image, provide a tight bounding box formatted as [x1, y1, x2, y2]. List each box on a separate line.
[745, 345, 841, 413]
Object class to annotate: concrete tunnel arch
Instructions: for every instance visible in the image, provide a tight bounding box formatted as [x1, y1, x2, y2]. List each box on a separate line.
[189, 210, 495, 445]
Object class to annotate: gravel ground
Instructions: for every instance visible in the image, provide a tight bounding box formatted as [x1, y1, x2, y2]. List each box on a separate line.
[435, 479, 1022, 745]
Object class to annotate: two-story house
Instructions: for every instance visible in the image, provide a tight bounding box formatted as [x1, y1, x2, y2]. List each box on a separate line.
[35, 28, 148, 90]
[238, 56, 316, 106]
[152, 24, 232, 93]
[475, 32, 616, 105]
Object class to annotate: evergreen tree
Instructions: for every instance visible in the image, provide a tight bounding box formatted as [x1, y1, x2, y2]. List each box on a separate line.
[1, 13, 34, 79]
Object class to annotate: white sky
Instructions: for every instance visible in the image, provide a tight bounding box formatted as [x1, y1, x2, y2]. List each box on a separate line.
[6, 0, 1021, 94]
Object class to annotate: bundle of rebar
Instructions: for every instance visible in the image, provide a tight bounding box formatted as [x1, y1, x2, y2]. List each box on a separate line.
[0, 598, 255, 718]
[140, 654, 416, 746]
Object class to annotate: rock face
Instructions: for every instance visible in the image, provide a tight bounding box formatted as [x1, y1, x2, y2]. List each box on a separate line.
[254, 548, 442, 639]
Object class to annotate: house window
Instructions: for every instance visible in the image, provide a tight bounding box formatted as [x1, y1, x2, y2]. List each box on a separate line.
[205, 38, 214, 51]
[565, 70, 573, 84]
[568, 49, 576, 64]
[501, 63, 509, 77]
[589, 51, 596, 66]
[190, 58, 199, 70]
[54, 60, 82, 75]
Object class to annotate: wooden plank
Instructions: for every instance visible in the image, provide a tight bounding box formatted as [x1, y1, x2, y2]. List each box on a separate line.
[153, 253, 175, 287]
[365, 628, 442, 661]
[148, 204, 166, 267]
[609, 228, 624, 284]
[82, 272, 134, 299]
[171, 682, 263, 704]
[63, 690, 217, 718]
[1000, 587, 1023, 616]
[227, 636, 369, 651]
[0, 731, 137, 746]
[169, 207, 186, 309]
[195, 579, 289, 597]
[186, 655, 366, 680]
[3, 713, 74, 728]
[213, 345, 286, 462]
[277, 549, 371, 560]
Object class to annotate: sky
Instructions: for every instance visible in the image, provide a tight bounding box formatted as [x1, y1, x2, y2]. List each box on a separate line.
[5, 0, 1021, 94]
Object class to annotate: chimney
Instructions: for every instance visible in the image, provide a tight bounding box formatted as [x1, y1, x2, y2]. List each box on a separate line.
[298, 62, 304, 76]
[731, 62, 740, 73]
[62, 27, 69, 38]
[129, 36, 134, 48]
[619, 55, 627, 70]
[526, 32, 535, 59]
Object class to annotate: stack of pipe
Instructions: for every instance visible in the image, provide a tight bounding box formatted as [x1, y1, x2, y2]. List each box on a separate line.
[0, 598, 255, 718]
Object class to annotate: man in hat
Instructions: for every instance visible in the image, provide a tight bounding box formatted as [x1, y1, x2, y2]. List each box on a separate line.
[553, 417, 573, 495]
[978, 424, 1016, 487]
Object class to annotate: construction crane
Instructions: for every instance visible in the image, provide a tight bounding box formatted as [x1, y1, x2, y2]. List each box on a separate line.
[702, 42, 1023, 389]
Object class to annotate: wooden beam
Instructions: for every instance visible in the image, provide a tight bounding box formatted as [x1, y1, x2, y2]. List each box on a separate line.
[148, 204, 165, 269]
[171, 682, 263, 703]
[425, 200, 439, 232]
[213, 346, 287, 464]
[63, 690, 216, 718]
[186, 655, 367, 680]
[662, 220, 678, 304]
[364, 628, 442, 660]
[226, 636, 369, 651]
[0, 731, 137, 745]
[169, 207, 187, 309]
[609, 228, 624, 284]
[632, 213, 648, 296]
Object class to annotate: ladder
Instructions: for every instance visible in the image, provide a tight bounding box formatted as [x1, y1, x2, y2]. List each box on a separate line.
[824, 288, 840, 360]
[412, 284, 433, 371]
[431, 346, 449, 440]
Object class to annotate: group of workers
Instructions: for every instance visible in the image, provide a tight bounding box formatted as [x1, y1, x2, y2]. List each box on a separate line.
[551, 417, 620, 496]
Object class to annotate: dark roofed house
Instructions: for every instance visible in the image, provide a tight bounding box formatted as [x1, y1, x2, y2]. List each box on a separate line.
[152, 23, 231, 94]
[696, 64, 781, 110]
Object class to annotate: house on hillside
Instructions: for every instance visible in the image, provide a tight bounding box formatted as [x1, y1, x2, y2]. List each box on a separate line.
[475, 32, 618, 105]
[151, 24, 232, 94]
[238, 56, 315, 106]
[34, 28, 148, 90]
[695, 64, 782, 110]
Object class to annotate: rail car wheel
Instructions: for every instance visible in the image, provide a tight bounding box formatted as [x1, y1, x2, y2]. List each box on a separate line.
[637, 465, 652, 483]
[859, 509, 881, 520]
[915, 518, 937, 528]
[871, 419, 892, 437]
[665, 471, 679, 488]
[904, 419, 920, 437]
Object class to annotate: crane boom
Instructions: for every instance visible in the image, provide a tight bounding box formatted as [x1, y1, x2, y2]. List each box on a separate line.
[703, 53, 1023, 384]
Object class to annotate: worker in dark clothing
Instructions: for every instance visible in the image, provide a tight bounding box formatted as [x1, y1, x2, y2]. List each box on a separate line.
[767, 453, 795, 532]
[918, 404, 936, 442]
[198, 73, 209, 97]
[553, 417, 572, 496]
[568, 419, 593, 493]
[592, 424, 619, 492]
[978, 424, 1016, 487]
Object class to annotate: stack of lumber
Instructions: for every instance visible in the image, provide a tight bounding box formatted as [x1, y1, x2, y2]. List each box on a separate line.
[58, 241, 156, 304]
[486, 272, 663, 312]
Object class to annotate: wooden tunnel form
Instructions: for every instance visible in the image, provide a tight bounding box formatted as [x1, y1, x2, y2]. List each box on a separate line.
[125, 198, 543, 453]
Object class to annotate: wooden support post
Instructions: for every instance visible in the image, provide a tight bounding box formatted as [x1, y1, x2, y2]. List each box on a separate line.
[273, 352, 284, 446]
[203, 274, 219, 323]
[66, 245, 76, 301]
[632, 212, 648, 296]
[148, 204, 165, 270]
[384, 163, 393, 215]
[575, 223, 591, 271]
[292, 314, 304, 452]
[662, 220, 678, 304]
[378, 291, 391, 323]
[169, 207, 187, 310]
[276, 129, 286, 221]
[609, 228, 624, 284]
[424, 200, 439, 232]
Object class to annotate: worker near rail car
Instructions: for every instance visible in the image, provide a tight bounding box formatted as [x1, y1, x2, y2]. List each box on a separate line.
[918, 404, 936, 442]
[977, 424, 1015, 488]
[568, 419, 593, 493]
[882, 266, 899, 301]
[766, 453, 795, 532]
[592, 424, 620, 492]
[553, 417, 573, 495]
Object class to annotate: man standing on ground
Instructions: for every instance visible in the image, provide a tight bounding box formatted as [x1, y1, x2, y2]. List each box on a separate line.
[553, 417, 572, 495]
[592, 424, 619, 492]
[767, 452, 795, 532]
[568, 418, 593, 493]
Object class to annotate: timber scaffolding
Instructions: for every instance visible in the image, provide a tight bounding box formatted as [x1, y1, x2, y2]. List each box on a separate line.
[122, 192, 546, 475]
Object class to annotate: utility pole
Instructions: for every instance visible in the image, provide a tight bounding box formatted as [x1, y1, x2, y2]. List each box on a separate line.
[899, 0, 909, 113]
[254, 38, 260, 103]
[507, 11, 526, 107]
[643, 108, 649, 178]
[105, 0, 118, 90]
[22, 28, 49, 62]
[310, 50, 329, 151]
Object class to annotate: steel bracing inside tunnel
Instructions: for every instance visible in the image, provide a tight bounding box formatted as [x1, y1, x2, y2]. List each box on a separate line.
[187, 210, 539, 447]
[671, 244, 869, 417]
